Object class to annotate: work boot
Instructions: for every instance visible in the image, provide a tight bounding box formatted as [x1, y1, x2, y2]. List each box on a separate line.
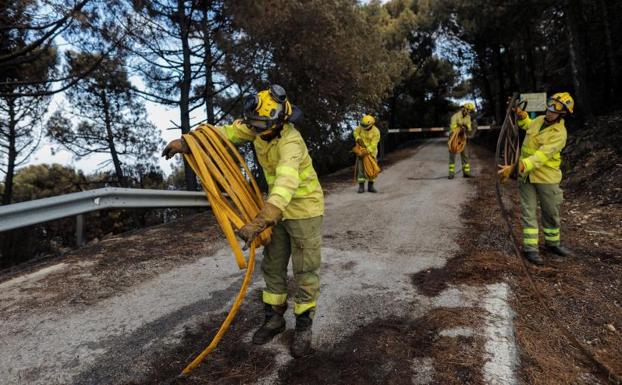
[545, 245, 572, 257]
[523, 250, 544, 265]
[252, 304, 286, 345]
[463, 173, 472, 178]
[357, 183, 365, 193]
[448, 173, 454, 180]
[291, 311, 313, 358]
[367, 182, 377, 193]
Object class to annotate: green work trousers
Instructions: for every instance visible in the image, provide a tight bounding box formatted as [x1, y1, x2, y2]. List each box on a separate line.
[356, 156, 376, 183]
[261, 216, 322, 315]
[519, 180, 563, 252]
[449, 145, 470, 175]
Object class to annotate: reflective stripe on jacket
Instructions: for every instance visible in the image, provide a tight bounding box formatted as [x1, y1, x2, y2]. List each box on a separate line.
[517, 115, 567, 184]
[450, 111, 472, 133]
[353, 125, 381, 158]
[217, 121, 324, 220]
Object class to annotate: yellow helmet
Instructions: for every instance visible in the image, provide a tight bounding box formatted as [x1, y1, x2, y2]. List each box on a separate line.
[360, 114, 375, 129]
[547, 92, 574, 114]
[463, 102, 476, 112]
[243, 84, 294, 132]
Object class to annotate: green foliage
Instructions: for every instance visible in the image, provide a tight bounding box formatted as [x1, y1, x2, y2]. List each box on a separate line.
[392, 57, 459, 128]
[362, 0, 462, 132]
[11, 164, 87, 203]
[427, 0, 622, 121]
[229, 0, 409, 170]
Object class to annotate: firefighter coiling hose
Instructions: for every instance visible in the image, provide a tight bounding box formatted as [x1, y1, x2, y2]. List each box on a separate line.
[179, 124, 271, 377]
[353, 114, 381, 193]
[352, 144, 381, 181]
[495, 94, 622, 384]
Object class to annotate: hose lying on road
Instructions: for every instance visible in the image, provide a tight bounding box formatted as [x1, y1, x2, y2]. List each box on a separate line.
[352, 144, 381, 181]
[495, 94, 622, 384]
[177, 124, 271, 377]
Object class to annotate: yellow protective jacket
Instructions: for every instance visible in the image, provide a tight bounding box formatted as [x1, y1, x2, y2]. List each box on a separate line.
[449, 111, 472, 133]
[517, 115, 567, 184]
[353, 125, 381, 158]
[217, 121, 324, 220]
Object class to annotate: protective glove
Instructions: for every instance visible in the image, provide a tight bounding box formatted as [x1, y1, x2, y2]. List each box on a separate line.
[356, 137, 366, 147]
[497, 164, 514, 183]
[162, 138, 190, 159]
[359, 147, 368, 157]
[514, 107, 528, 120]
[237, 202, 282, 249]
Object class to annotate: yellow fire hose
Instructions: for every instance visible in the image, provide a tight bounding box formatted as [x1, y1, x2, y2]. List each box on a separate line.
[447, 127, 467, 154]
[177, 124, 271, 377]
[352, 144, 381, 181]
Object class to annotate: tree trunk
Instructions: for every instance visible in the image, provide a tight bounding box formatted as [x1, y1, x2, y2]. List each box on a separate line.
[524, 25, 538, 91]
[506, 47, 519, 93]
[203, 5, 215, 124]
[101, 92, 126, 187]
[493, 44, 506, 124]
[476, 52, 494, 119]
[388, 93, 397, 130]
[2, 97, 16, 205]
[565, 0, 593, 119]
[178, 0, 197, 191]
[597, 0, 617, 101]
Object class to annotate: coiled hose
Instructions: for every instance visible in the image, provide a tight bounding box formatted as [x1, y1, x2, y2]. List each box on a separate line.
[495, 95, 621, 384]
[177, 124, 271, 377]
[448, 128, 467, 154]
[352, 144, 381, 181]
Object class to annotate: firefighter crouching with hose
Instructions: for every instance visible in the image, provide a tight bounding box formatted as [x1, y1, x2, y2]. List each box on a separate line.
[448, 102, 476, 179]
[162, 85, 324, 357]
[354, 114, 381, 193]
[498, 92, 574, 265]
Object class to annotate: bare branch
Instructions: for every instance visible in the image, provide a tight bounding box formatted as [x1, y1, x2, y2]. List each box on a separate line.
[0, 0, 91, 65]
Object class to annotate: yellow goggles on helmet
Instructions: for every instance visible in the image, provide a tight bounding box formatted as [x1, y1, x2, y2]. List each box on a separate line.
[546, 99, 566, 113]
[243, 91, 284, 132]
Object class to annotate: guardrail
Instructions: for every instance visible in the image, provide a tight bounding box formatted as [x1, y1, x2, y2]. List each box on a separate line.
[0, 188, 209, 245]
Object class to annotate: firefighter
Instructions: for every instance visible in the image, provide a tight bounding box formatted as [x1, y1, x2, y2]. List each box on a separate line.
[353, 114, 381, 193]
[448, 102, 476, 179]
[499, 92, 574, 265]
[162, 84, 324, 357]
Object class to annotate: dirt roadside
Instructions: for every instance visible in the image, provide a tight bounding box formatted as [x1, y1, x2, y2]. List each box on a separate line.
[413, 143, 621, 385]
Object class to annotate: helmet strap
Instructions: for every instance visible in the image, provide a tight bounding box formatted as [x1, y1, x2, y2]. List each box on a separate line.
[259, 124, 284, 141]
[544, 111, 565, 124]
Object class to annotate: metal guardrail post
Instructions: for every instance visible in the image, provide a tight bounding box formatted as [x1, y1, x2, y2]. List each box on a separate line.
[76, 214, 85, 247]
